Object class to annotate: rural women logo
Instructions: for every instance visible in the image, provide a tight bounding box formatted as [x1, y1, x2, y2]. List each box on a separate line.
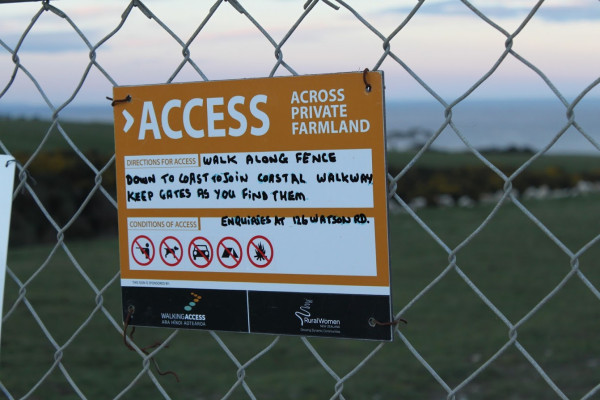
[295, 298, 313, 326]
[294, 298, 341, 332]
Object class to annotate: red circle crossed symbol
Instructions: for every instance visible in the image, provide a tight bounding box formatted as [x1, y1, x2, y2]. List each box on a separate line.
[188, 237, 213, 268]
[217, 236, 242, 269]
[159, 236, 183, 267]
[247, 235, 273, 268]
[131, 235, 154, 266]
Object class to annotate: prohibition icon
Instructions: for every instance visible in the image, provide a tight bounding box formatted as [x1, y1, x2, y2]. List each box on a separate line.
[247, 235, 273, 268]
[188, 237, 213, 268]
[217, 236, 242, 269]
[131, 235, 154, 266]
[160, 236, 183, 267]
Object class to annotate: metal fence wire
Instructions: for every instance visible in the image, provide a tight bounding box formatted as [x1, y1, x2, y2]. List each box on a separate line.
[1, 0, 600, 399]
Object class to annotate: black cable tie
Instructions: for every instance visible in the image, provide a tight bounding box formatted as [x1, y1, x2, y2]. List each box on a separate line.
[362, 68, 372, 93]
[368, 317, 407, 327]
[107, 95, 132, 107]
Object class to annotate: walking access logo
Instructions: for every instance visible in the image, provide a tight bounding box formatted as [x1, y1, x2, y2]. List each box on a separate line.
[294, 298, 341, 335]
[160, 292, 207, 328]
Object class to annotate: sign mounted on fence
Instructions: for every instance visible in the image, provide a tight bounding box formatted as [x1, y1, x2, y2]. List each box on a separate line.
[113, 71, 393, 340]
[0, 156, 16, 347]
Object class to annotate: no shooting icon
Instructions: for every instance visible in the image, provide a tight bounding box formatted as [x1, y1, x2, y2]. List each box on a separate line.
[131, 235, 154, 266]
[160, 236, 183, 267]
[217, 236, 242, 269]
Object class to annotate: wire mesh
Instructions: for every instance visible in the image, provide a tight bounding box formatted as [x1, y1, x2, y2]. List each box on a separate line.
[1, 0, 599, 399]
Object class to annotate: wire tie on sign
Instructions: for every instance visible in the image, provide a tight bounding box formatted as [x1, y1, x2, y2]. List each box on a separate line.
[4, 159, 37, 190]
[106, 94, 132, 107]
[368, 317, 407, 328]
[123, 305, 136, 350]
[148, 353, 180, 382]
[122, 304, 180, 383]
[362, 68, 372, 93]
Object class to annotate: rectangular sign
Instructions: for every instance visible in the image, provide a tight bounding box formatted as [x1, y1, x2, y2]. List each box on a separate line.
[113, 72, 393, 340]
[0, 156, 16, 349]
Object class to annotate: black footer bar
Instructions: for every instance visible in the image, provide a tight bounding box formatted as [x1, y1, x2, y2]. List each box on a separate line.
[122, 286, 393, 341]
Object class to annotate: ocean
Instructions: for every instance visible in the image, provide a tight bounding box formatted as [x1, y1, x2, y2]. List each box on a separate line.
[385, 98, 600, 155]
[2, 98, 599, 154]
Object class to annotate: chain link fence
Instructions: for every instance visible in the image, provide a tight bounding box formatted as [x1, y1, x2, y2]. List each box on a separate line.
[1, 0, 599, 399]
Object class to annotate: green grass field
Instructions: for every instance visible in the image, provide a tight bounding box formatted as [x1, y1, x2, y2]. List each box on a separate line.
[2, 194, 599, 399]
[386, 149, 600, 175]
[1, 117, 115, 155]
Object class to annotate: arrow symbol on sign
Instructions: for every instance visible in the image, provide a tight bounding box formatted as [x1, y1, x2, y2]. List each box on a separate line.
[122, 109, 134, 133]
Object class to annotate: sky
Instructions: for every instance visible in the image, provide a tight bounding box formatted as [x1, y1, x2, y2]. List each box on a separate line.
[0, 0, 599, 108]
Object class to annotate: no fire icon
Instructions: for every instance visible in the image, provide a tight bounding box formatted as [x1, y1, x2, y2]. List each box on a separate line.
[247, 235, 273, 268]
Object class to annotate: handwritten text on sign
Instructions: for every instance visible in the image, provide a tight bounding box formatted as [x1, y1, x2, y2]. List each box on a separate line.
[124, 150, 373, 209]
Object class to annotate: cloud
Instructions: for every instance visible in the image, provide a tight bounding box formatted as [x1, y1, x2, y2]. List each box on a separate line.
[1, 30, 105, 54]
[384, 1, 600, 22]
[535, 3, 600, 22]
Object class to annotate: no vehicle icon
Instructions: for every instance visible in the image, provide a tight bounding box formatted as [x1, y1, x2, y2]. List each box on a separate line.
[247, 235, 273, 268]
[160, 236, 183, 267]
[131, 235, 154, 266]
[217, 236, 242, 269]
[188, 237, 213, 268]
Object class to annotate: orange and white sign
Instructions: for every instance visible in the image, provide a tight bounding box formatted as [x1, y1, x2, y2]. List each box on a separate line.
[113, 72, 390, 295]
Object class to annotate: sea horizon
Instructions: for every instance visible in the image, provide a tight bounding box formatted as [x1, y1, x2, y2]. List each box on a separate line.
[1, 97, 599, 155]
